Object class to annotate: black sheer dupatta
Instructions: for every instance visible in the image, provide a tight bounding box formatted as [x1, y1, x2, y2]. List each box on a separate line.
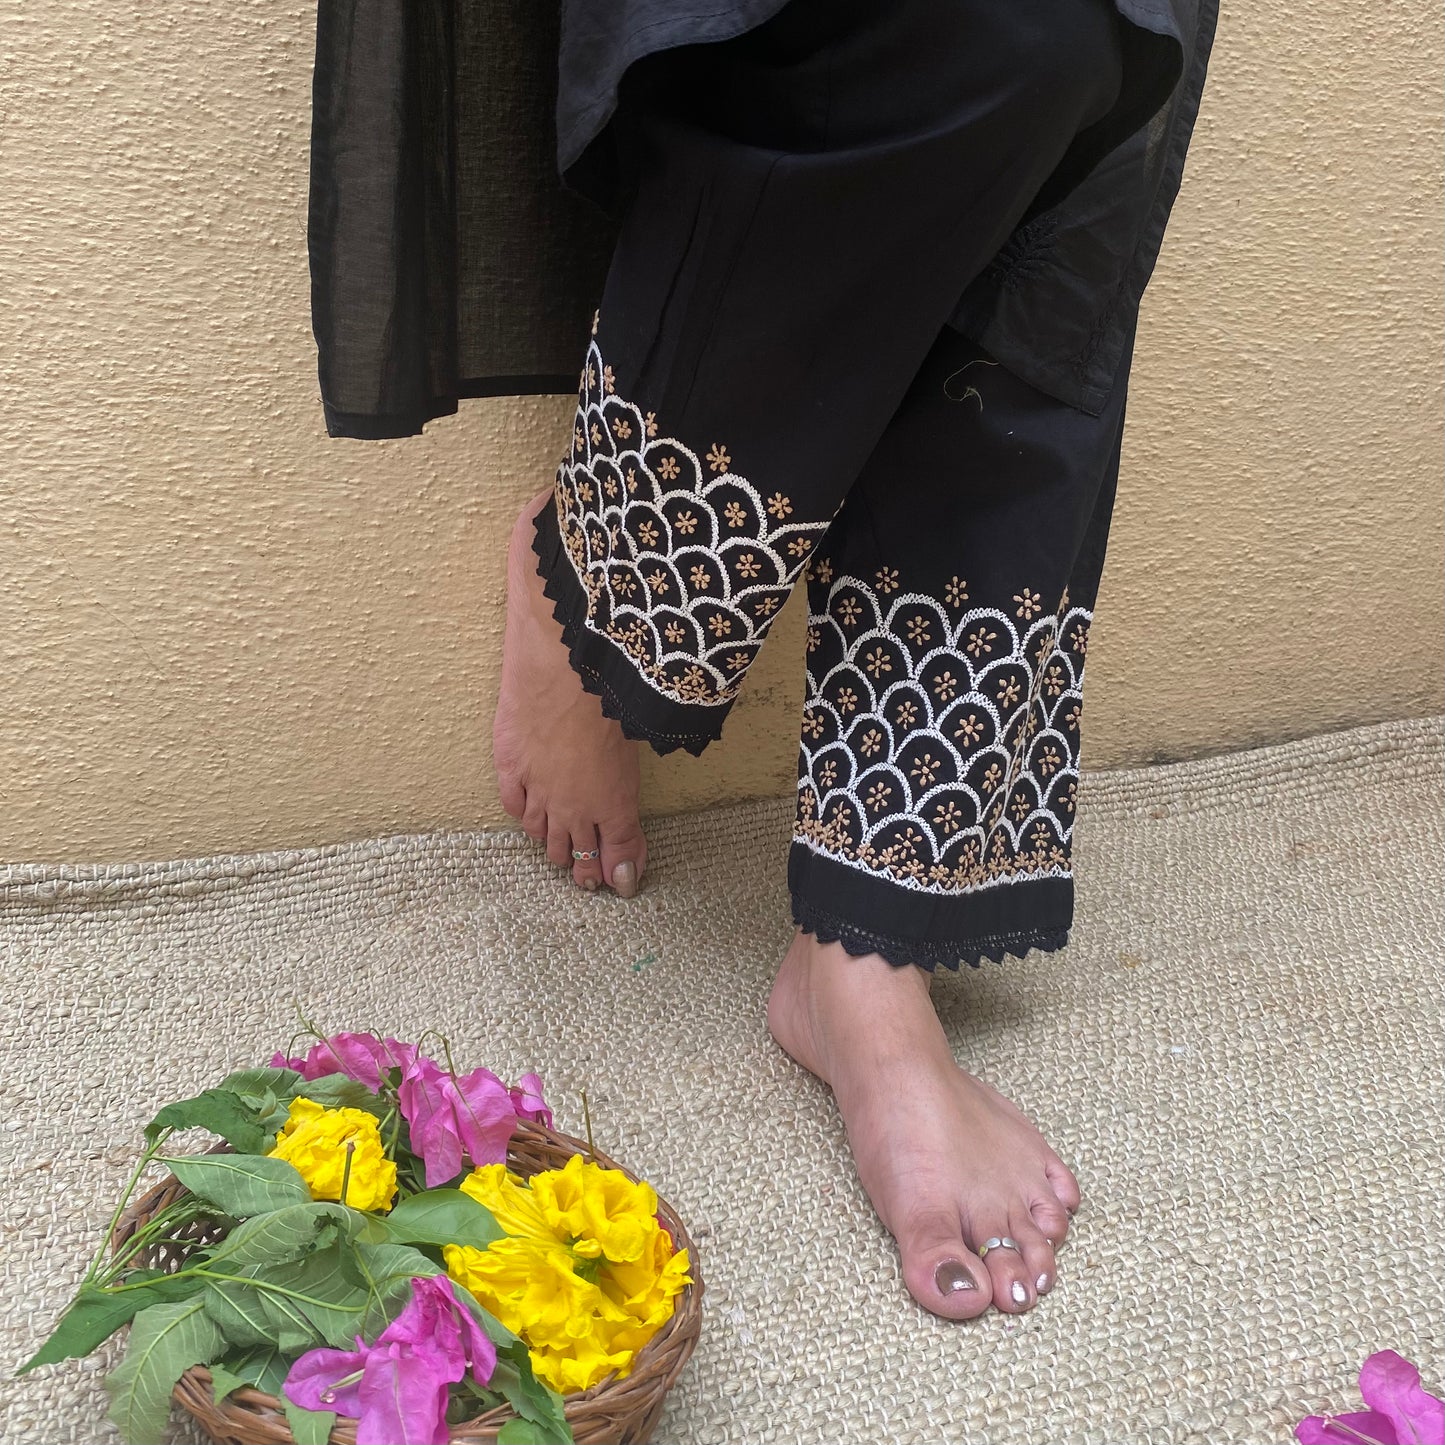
[308, 1, 614, 439]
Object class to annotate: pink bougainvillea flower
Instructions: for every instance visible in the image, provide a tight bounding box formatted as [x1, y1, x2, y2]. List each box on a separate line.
[509, 1071, 554, 1128]
[269, 1033, 420, 1091]
[284, 1275, 496, 1445]
[399, 1057, 518, 1188]
[1296, 1350, 1444, 1445]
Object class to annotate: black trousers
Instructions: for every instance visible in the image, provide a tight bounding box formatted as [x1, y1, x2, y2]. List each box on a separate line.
[534, 0, 1156, 969]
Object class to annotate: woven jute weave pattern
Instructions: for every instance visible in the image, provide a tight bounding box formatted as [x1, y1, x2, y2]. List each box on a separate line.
[2, 716, 1442, 1445]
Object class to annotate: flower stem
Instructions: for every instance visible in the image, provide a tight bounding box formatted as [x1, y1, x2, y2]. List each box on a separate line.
[340, 1139, 355, 1209]
[188, 1269, 367, 1313]
[83, 1133, 170, 1285]
[580, 1090, 596, 1162]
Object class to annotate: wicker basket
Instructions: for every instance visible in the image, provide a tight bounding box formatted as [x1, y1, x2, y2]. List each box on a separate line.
[109, 1120, 704, 1445]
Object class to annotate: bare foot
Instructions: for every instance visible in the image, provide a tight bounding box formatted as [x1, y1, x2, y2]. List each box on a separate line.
[767, 930, 1081, 1320]
[494, 489, 647, 895]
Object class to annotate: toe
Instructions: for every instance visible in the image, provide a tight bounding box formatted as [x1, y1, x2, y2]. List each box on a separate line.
[570, 825, 604, 892]
[970, 1215, 1036, 1314]
[894, 1207, 992, 1321]
[545, 822, 574, 870]
[521, 793, 548, 844]
[1009, 1211, 1058, 1299]
[599, 816, 648, 898]
[1029, 1192, 1072, 1251]
[1044, 1157, 1082, 1214]
[497, 774, 526, 821]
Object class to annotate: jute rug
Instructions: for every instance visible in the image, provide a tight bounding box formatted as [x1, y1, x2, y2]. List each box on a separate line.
[2, 717, 1441, 1445]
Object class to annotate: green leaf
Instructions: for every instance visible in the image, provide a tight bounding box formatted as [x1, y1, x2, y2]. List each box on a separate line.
[490, 1340, 573, 1443]
[104, 1298, 223, 1445]
[201, 1245, 368, 1352]
[161, 1153, 310, 1217]
[208, 1360, 249, 1404]
[351, 1240, 444, 1338]
[145, 1089, 268, 1153]
[283, 1400, 337, 1445]
[378, 1188, 503, 1251]
[218, 1343, 289, 1396]
[497, 1418, 573, 1445]
[205, 1202, 358, 1270]
[18, 1276, 203, 1374]
[290, 1073, 382, 1113]
[215, 1066, 305, 1097]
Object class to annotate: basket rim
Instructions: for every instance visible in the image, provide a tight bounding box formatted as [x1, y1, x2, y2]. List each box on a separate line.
[110, 1118, 704, 1441]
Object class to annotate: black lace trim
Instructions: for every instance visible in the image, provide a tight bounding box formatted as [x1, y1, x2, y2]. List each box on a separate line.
[532, 497, 724, 758]
[791, 893, 1069, 973]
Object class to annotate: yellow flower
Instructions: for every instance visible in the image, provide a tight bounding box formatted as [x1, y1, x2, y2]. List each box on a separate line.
[267, 1097, 396, 1212]
[447, 1157, 694, 1392]
[530, 1155, 659, 1265]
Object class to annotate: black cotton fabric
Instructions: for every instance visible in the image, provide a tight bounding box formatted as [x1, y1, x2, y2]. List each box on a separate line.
[530, 0, 1149, 969]
[307, 0, 1215, 438]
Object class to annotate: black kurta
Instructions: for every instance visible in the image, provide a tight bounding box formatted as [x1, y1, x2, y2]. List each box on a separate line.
[307, 0, 1216, 440]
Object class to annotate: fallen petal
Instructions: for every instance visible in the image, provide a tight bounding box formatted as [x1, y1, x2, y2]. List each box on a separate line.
[1358, 1352, 1445, 1445]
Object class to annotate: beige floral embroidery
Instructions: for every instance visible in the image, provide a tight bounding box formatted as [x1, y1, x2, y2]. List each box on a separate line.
[965, 626, 998, 658]
[765, 492, 793, 519]
[706, 443, 731, 473]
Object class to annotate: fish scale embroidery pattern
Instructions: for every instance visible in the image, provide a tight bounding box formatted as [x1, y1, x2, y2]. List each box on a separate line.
[795, 572, 1091, 895]
[554, 337, 830, 709]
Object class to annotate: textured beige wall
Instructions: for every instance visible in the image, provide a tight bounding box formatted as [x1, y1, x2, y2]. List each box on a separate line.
[1, 2, 1441, 864]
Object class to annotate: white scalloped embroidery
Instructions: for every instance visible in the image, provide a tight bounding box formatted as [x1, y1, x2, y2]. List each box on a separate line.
[554, 338, 830, 708]
[795, 572, 1091, 896]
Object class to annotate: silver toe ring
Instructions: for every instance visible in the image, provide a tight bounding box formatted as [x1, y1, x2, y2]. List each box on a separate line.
[978, 1236, 1022, 1259]
[571, 848, 599, 861]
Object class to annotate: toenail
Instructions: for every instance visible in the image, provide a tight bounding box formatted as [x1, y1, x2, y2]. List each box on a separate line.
[1011, 1280, 1028, 1305]
[582, 878, 598, 892]
[1036, 1273, 1050, 1293]
[611, 860, 637, 897]
[934, 1260, 977, 1295]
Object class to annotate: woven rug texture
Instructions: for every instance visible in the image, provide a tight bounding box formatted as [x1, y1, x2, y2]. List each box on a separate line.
[1, 716, 1442, 1445]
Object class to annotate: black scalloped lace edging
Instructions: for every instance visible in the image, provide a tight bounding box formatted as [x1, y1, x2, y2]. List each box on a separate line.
[531, 507, 724, 759]
[791, 894, 1069, 973]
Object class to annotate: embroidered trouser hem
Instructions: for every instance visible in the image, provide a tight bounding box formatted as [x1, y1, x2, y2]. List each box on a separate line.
[532, 0, 1155, 970]
[533, 495, 730, 756]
